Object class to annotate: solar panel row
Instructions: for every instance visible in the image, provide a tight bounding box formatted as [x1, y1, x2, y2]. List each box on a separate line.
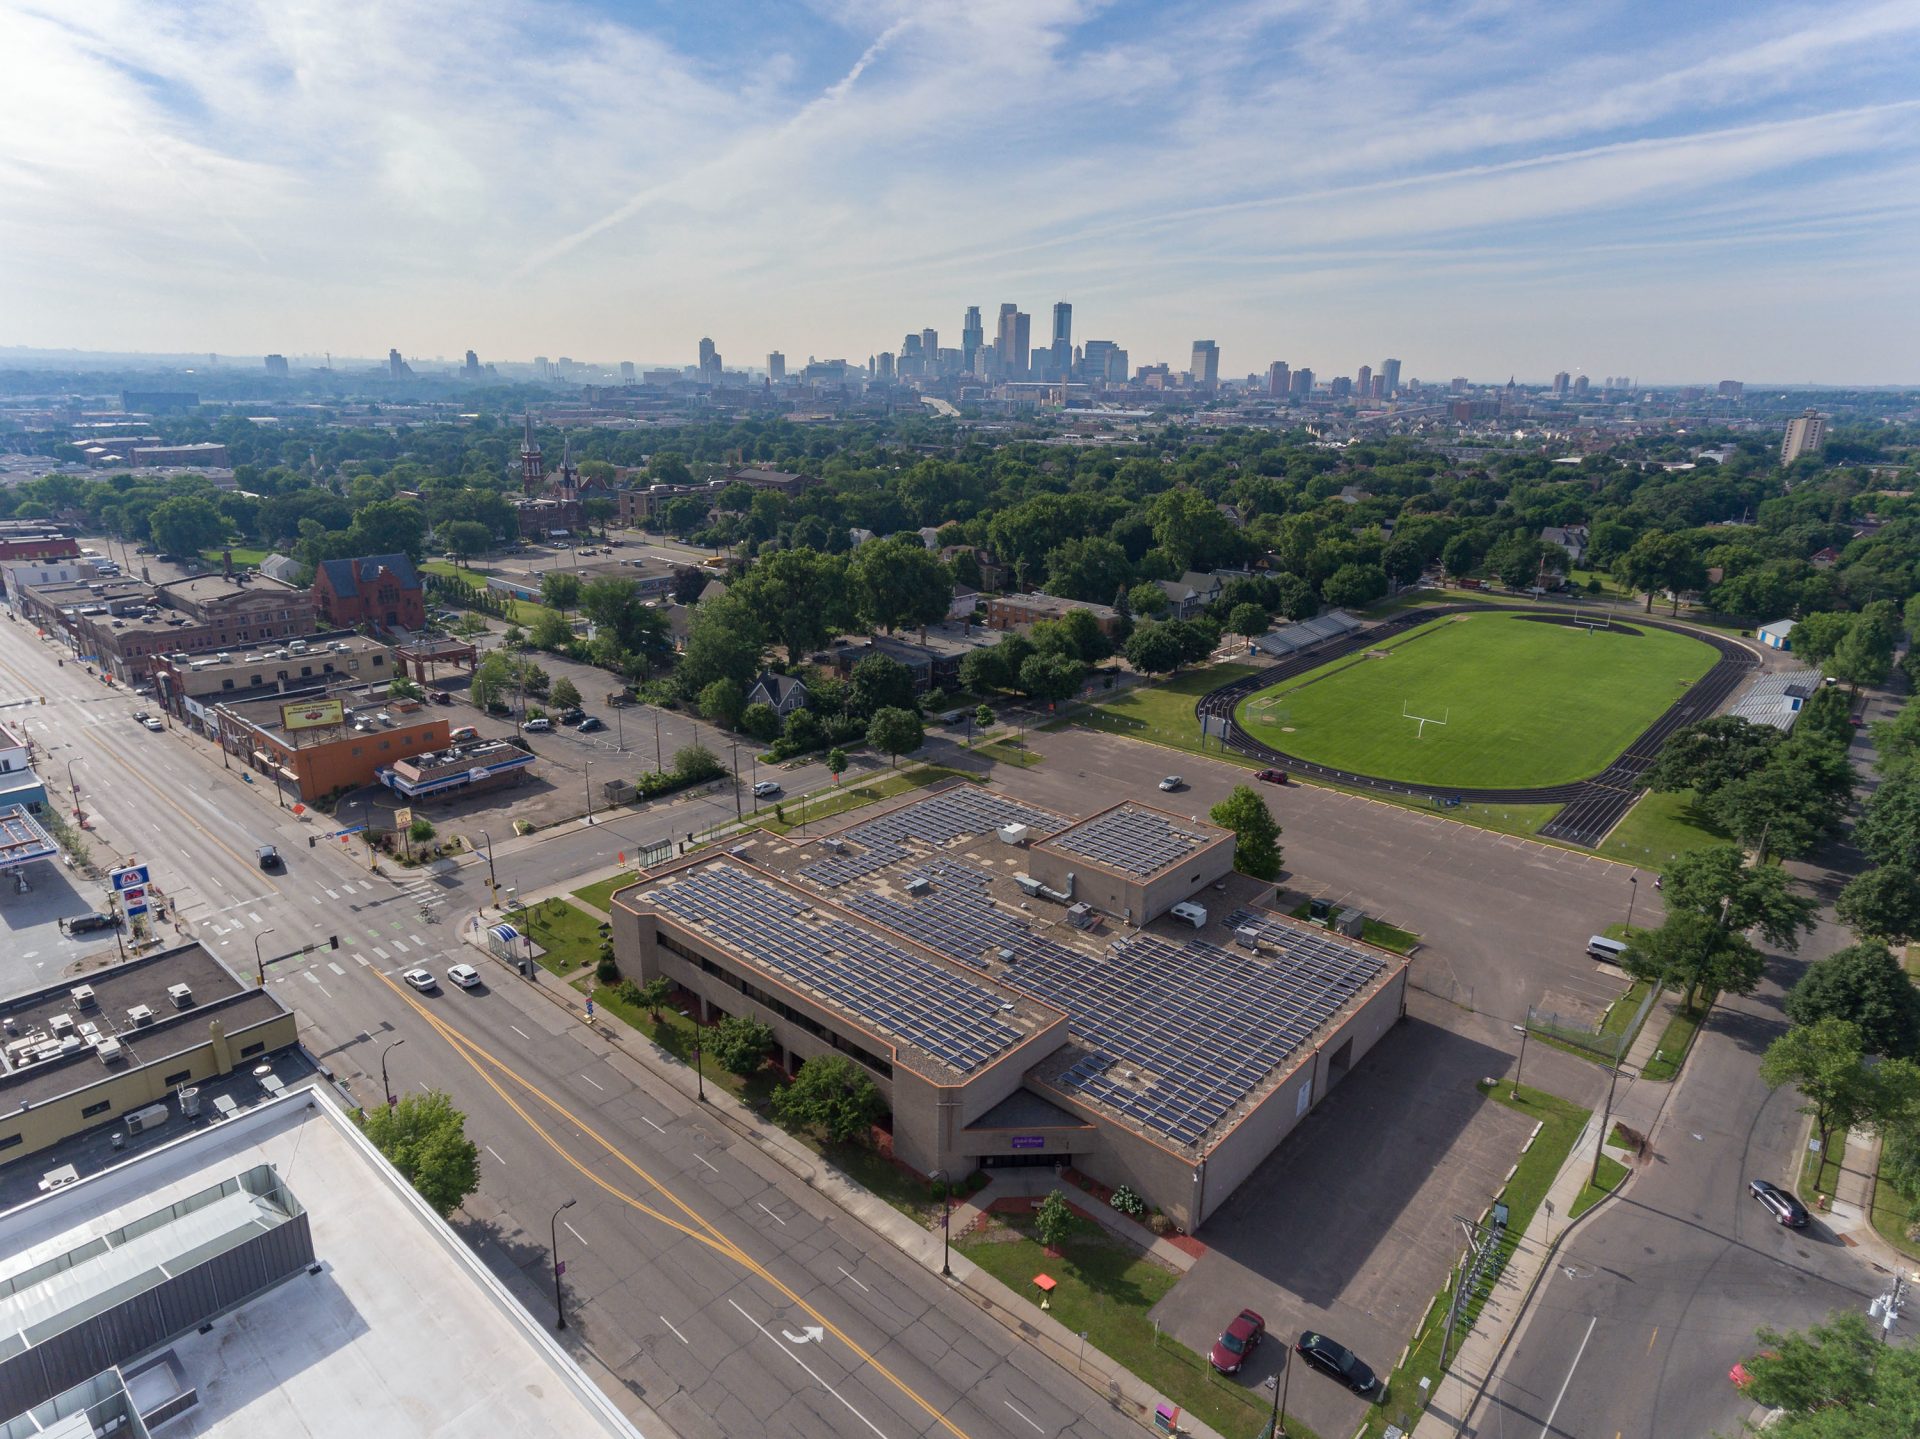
[798, 788, 1068, 888]
[652, 865, 1021, 1073]
[1047, 807, 1207, 876]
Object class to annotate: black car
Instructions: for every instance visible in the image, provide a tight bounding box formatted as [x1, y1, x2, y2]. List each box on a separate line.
[1749, 1178, 1810, 1228]
[558, 707, 585, 725]
[257, 844, 283, 871]
[62, 912, 121, 934]
[1297, 1331, 1380, 1395]
[575, 715, 605, 733]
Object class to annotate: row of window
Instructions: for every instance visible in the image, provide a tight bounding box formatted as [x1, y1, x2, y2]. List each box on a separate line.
[216, 654, 385, 690]
[657, 931, 893, 1079]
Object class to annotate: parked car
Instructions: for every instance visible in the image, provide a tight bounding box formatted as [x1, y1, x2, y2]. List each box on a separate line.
[1253, 769, 1289, 785]
[142, 716, 164, 732]
[1208, 1309, 1265, 1375]
[449, 725, 479, 742]
[402, 968, 438, 991]
[132, 709, 149, 722]
[752, 781, 782, 798]
[1748, 1178, 1809, 1228]
[523, 717, 552, 733]
[1296, 1332, 1380, 1395]
[557, 707, 585, 725]
[61, 912, 120, 934]
[432, 690, 452, 705]
[1157, 775, 1184, 792]
[575, 716, 606, 733]
[257, 844, 283, 871]
[447, 963, 482, 989]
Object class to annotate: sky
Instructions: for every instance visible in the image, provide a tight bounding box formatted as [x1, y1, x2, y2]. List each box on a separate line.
[3, 0, 1919, 384]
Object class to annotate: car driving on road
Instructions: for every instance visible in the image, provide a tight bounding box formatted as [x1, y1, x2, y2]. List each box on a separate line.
[1748, 1178, 1809, 1227]
[447, 963, 482, 989]
[752, 780, 782, 798]
[402, 968, 437, 991]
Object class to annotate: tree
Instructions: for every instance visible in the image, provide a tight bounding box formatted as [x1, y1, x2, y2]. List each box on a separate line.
[1226, 602, 1269, 641]
[1853, 770, 1920, 872]
[973, 704, 994, 732]
[959, 646, 1006, 694]
[1759, 1018, 1878, 1159]
[408, 815, 436, 843]
[1271, 572, 1317, 621]
[1487, 533, 1553, 590]
[470, 651, 516, 710]
[825, 746, 848, 777]
[1870, 699, 1920, 774]
[359, 1089, 481, 1219]
[1738, 1310, 1887, 1425]
[528, 611, 573, 650]
[1612, 531, 1701, 613]
[1621, 909, 1765, 1012]
[1791, 611, 1856, 667]
[347, 496, 428, 560]
[699, 678, 746, 729]
[148, 495, 227, 557]
[578, 576, 665, 658]
[733, 547, 854, 662]
[678, 592, 767, 699]
[1124, 619, 1185, 675]
[850, 653, 916, 717]
[1210, 785, 1284, 879]
[539, 571, 581, 614]
[1643, 716, 1782, 799]
[1147, 487, 1233, 572]
[769, 1054, 886, 1143]
[867, 707, 923, 767]
[1017, 652, 1085, 705]
[1034, 1189, 1078, 1250]
[388, 674, 424, 700]
[550, 676, 581, 713]
[1128, 581, 1171, 618]
[740, 701, 781, 742]
[1321, 562, 1388, 609]
[851, 536, 951, 634]
[1785, 942, 1920, 1057]
[1830, 620, 1893, 692]
[1660, 845, 1818, 950]
[708, 1015, 777, 1076]
[1707, 746, 1853, 860]
[1045, 536, 1133, 604]
[441, 519, 492, 565]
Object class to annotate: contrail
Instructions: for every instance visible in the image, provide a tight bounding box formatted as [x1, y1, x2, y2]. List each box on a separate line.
[518, 17, 911, 276]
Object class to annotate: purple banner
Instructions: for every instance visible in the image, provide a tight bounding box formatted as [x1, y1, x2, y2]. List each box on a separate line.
[1010, 1136, 1045, 1150]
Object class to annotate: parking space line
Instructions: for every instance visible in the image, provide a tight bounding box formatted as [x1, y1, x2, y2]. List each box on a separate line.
[485, 1145, 505, 1164]
[563, 1220, 589, 1248]
[695, 1153, 719, 1173]
[581, 1074, 604, 1091]
[510, 1025, 530, 1039]
[372, 946, 390, 960]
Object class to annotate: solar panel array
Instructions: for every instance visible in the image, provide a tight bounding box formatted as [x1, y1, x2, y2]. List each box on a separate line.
[651, 864, 1021, 1073]
[844, 862, 1032, 969]
[799, 788, 1067, 887]
[1028, 927, 1385, 1146]
[1045, 807, 1209, 876]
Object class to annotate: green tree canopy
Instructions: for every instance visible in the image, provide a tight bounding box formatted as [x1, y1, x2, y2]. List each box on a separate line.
[769, 1054, 886, 1143]
[539, 571, 582, 613]
[1643, 716, 1782, 799]
[1659, 845, 1818, 950]
[1017, 652, 1085, 705]
[1784, 942, 1920, 1058]
[1621, 909, 1765, 1012]
[440, 519, 492, 564]
[1210, 785, 1284, 880]
[678, 592, 767, 699]
[549, 676, 581, 712]
[850, 653, 916, 717]
[1124, 619, 1185, 675]
[1226, 602, 1269, 639]
[733, 547, 855, 662]
[699, 678, 746, 729]
[148, 494, 227, 557]
[1045, 536, 1134, 604]
[359, 1089, 481, 1219]
[851, 536, 951, 633]
[1758, 1017, 1877, 1157]
[866, 706, 923, 767]
[708, 1015, 777, 1076]
[1855, 770, 1920, 872]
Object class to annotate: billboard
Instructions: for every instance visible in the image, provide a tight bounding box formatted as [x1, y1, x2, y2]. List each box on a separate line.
[280, 698, 345, 732]
[111, 863, 151, 919]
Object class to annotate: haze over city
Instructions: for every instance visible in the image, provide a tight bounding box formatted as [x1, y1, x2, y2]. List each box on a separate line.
[5, 0, 1920, 382]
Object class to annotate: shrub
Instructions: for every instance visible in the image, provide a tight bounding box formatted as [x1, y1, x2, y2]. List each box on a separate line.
[1109, 1184, 1146, 1218]
[1034, 1190, 1077, 1248]
[595, 953, 620, 984]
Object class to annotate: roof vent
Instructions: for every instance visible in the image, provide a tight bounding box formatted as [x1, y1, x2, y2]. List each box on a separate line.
[69, 985, 97, 1009]
[126, 1004, 155, 1027]
[96, 1037, 125, 1064]
[167, 983, 194, 1008]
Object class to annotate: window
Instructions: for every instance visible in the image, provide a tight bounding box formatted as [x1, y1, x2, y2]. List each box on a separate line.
[351, 746, 362, 757]
[300, 666, 313, 677]
[379, 739, 390, 750]
[82, 1099, 112, 1118]
[164, 1068, 192, 1085]
[0, 1134, 19, 1151]
[240, 1041, 266, 1058]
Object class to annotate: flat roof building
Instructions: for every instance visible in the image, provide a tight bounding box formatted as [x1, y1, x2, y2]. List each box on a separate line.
[212, 688, 449, 805]
[611, 783, 1407, 1229]
[0, 1091, 644, 1437]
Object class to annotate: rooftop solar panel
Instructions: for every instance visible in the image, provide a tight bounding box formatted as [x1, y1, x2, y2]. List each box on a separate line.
[1044, 806, 1208, 876]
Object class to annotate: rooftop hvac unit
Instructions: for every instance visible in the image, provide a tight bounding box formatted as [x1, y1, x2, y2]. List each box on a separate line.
[126, 1004, 155, 1027]
[124, 1103, 168, 1135]
[821, 837, 846, 854]
[179, 1086, 201, 1118]
[48, 1012, 74, 1036]
[996, 947, 1017, 963]
[167, 983, 194, 1008]
[1014, 874, 1042, 897]
[1066, 902, 1096, 929]
[997, 823, 1031, 846]
[1332, 906, 1366, 938]
[69, 985, 97, 1009]
[96, 1038, 125, 1065]
[903, 875, 931, 896]
[1234, 926, 1262, 949]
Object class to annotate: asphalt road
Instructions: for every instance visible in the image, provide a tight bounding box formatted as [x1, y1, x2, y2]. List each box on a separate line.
[0, 614, 1141, 1439]
[1466, 694, 1903, 1439]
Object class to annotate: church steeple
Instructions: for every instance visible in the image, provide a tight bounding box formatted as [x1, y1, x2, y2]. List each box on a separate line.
[556, 437, 578, 498]
[520, 410, 545, 495]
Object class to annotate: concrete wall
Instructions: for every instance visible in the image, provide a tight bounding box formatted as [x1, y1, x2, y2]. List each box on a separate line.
[1025, 831, 1234, 925]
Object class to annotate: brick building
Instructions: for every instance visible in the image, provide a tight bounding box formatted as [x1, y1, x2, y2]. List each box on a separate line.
[313, 554, 425, 635]
[16, 571, 314, 684]
[213, 688, 449, 805]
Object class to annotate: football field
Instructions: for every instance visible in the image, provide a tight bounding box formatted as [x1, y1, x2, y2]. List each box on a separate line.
[1232, 611, 1718, 788]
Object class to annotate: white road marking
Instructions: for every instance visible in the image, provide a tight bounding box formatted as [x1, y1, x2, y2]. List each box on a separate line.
[485, 1145, 505, 1164]
[354, 954, 368, 966]
[248, 911, 263, 924]
[302, 973, 332, 998]
[324, 888, 339, 899]
[1539, 1315, 1598, 1439]
[695, 1153, 719, 1173]
[388, 937, 408, 952]
[660, 1315, 689, 1345]
[580, 1074, 604, 1091]
[756, 1201, 787, 1226]
[836, 1266, 870, 1292]
[372, 946, 390, 960]
[510, 1025, 530, 1039]
[726, 1300, 889, 1439]
[563, 1220, 589, 1248]
[642, 1115, 666, 1133]
[1004, 1401, 1045, 1434]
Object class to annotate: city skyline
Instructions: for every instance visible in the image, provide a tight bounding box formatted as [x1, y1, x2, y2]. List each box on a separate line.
[4, 2, 1920, 382]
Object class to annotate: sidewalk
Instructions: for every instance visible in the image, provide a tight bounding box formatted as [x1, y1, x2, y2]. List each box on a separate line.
[457, 900, 1229, 1439]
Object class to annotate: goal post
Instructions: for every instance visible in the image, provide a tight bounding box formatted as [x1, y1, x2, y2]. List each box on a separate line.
[1401, 700, 1450, 739]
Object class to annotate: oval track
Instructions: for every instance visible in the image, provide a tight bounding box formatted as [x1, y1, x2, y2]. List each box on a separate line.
[1195, 605, 1759, 846]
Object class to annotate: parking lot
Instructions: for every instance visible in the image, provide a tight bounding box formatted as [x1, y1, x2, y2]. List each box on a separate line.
[0, 856, 138, 994]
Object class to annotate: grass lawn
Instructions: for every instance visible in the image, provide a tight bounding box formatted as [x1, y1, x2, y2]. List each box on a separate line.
[1364, 1082, 1588, 1439]
[1869, 1163, 1920, 1263]
[958, 1217, 1301, 1439]
[1314, 778, 1564, 840]
[1079, 664, 1263, 758]
[978, 737, 1042, 768]
[1570, 1154, 1630, 1219]
[516, 897, 606, 975]
[752, 765, 977, 835]
[1233, 612, 1718, 788]
[1287, 903, 1419, 955]
[1641, 996, 1711, 1082]
[1598, 977, 1655, 1049]
[571, 874, 633, 914]
[1598, 788, 1730, 865]
[200, 545, 269, 566]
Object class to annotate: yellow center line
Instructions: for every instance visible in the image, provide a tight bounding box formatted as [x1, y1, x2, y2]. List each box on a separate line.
[371, 970, 977, 1439]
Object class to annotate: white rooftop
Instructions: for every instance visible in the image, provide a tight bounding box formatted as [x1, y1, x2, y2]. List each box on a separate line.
[0, 1092, 643, 1439]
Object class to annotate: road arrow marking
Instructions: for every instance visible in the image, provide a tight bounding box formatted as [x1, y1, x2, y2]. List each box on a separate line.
[783, 1326, 824, 1345]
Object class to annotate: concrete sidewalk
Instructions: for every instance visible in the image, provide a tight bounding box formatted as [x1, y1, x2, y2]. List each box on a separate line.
[458, 899, 1230, 1439]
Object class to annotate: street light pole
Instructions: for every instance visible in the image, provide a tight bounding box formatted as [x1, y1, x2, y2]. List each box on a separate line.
[1264, 1349, 1291, 1438]
[252, 928, 277, 987]
[380, 1038, 405, 1108]
[551, 1198, 577, 1329]
[1625, 874, 1639, 932]
[693, 1029, 705, 1103]
[584, 759, 594, 825]
[66, 758, 81, 819]
[653, 710, 662, 773]
[1511, 1022, 1529, 1101]
[479, 829, 499, 907]
[1591, 1059, 1623, 1189]
[729, 742, 742, 820]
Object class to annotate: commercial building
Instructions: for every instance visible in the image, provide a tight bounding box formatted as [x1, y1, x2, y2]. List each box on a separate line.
[153, 631, 397, 727]
[0, 723, 50, 814]
[0, 943, 298, 1166]
[376, 737, 535, 804]
[128, 442, 231, 469]
[1781, 410, 1827, 465]
[984, 592, 1123, 637]
[0, 525, 81, 565]
[212, 689, 449, 805]
[0, 1090, 644, 1437]
[312, 553, 426, 634]
[1190, 340, 1220, 390]
[610, 784, 1408, 1228]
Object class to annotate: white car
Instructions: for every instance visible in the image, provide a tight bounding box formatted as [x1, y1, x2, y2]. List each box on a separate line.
[447, 963, 481, 989]
[752, 781, 782, 798]
[523, 717, 552, 733]
[402, 967, 437, 991]
[1158, 775, 1184, 792]
[142, 717, 165, 732]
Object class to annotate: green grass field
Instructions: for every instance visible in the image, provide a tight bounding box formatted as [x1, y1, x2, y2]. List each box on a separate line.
[1232, 612, 1717, 788]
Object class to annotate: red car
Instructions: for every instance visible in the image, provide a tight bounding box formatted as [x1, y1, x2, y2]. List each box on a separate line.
[1253, 769, 1289, 785]
[1209, 1308, 1265, 1375]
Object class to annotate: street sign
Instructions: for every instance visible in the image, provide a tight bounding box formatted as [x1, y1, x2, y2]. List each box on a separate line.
[393, 807, 413, 830]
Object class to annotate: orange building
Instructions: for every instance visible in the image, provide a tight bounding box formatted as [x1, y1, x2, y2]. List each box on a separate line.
[212, 689, 449, 806]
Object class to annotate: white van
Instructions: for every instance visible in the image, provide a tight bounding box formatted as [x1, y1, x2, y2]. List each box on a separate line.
[1586, 935, 1627, 964]
[1169, 901, 1209, 929]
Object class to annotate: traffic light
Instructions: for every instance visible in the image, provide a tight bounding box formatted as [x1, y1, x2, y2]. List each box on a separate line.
[328, 935, 339, 950]
[308, 835, 316, 848]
